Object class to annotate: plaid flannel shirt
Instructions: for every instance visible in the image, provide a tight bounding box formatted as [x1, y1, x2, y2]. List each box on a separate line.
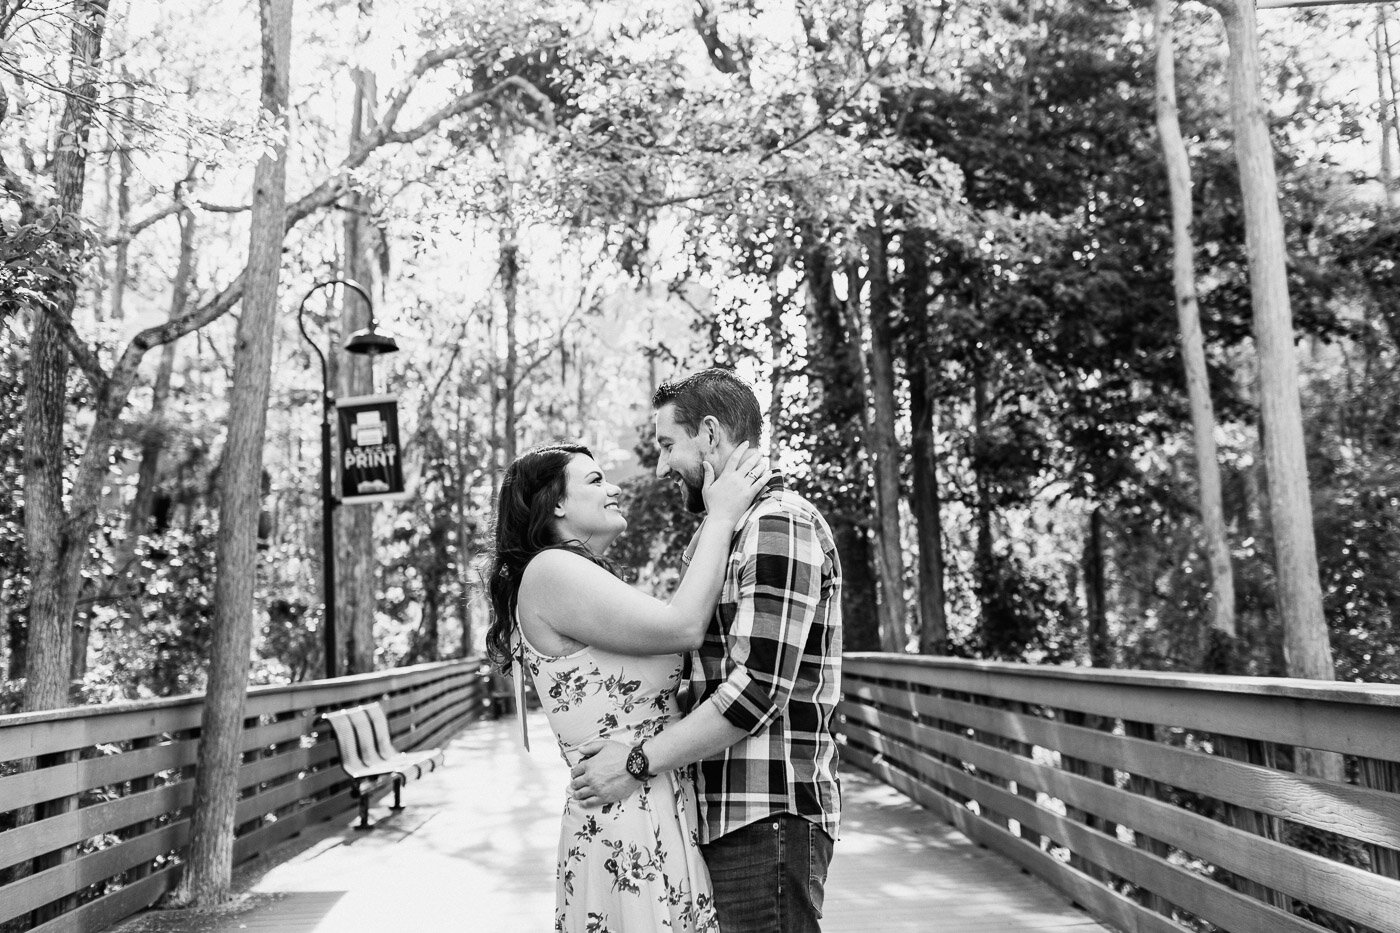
[682, 472, 843, 843]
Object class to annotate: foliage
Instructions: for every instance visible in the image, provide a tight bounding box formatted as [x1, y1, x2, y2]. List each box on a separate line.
[0, 328, 26, 691]
[608, 424, 703, 594]
[81, 520, 219, 700]
[2, 0, 1400, 711]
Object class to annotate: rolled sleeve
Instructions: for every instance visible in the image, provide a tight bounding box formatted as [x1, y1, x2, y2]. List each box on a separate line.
[705, 511, 826, 735]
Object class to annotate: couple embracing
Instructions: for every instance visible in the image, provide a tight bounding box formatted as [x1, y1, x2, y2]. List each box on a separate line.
[486, 368, 844, 932]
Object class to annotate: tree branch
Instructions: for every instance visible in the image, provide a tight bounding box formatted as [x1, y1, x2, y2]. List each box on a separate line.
[285, 75, 553, 231]
[134, 268, 245, 354]
[104, 199, 248, 246]
[0, 78, 40, 223]
[759, 66, 882, 163]
[33, 300, 110, 391]
[693, 0, 747, 76]
[172, 70, 554, 354]
[378, 39, 476, 132]
[140, 67, 554, 365]
[381, 75, 555, 146]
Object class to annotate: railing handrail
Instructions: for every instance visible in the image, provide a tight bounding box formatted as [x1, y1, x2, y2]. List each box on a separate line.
[840, 654, 1400, 933]
[845, 651, 1400, 706]
[0, 659, 472, 729]
[0, 658, 489, 933]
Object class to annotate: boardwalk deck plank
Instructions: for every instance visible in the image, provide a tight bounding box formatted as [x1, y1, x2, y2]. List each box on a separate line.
[109, 713, 1109, 932]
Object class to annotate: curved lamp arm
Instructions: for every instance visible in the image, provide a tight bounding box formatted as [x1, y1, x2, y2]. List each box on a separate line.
[296, 278, 373, 394]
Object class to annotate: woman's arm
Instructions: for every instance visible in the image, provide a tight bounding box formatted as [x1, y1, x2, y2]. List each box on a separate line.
[519, 444, 768, 656]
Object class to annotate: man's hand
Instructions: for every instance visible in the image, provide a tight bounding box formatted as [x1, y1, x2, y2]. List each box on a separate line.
[569, 740, 640, 808]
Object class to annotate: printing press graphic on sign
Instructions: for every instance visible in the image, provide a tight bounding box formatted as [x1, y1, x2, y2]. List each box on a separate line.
[335, 393, 407, 504]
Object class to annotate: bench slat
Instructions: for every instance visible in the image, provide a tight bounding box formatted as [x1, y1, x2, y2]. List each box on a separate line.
[322, 702, 444, 789]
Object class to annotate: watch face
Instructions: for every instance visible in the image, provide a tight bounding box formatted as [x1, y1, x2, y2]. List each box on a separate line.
[626, 746, 647, 778]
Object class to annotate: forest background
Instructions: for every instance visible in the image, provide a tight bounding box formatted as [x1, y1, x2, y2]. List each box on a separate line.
[5, 0, 1400, 720]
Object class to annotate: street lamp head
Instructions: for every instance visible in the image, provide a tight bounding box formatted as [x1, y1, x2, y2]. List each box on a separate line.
[344, 325, 399, 356]
[299, 278, 398, 356]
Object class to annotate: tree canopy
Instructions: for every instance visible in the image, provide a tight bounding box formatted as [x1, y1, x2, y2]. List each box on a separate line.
[3, 0, 1400, 718]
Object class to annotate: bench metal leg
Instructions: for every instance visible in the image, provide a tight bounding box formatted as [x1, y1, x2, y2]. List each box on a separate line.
[390, 775, 405, 812]
[354, 794, 373, 831]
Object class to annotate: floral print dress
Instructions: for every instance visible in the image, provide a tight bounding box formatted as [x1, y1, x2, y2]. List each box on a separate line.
[519, 634, 718, 933]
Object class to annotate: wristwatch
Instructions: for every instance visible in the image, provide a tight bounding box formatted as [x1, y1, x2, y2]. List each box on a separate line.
[624, 743, 653, 781]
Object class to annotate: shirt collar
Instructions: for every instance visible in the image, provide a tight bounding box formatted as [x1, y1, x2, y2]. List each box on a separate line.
[736, 469, 785, 525]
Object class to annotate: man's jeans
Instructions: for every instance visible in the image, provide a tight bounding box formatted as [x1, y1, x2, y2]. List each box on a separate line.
[701, 814, 834, 932]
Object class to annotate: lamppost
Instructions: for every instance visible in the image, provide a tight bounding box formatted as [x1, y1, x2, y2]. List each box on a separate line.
[296, 278, 399, 679]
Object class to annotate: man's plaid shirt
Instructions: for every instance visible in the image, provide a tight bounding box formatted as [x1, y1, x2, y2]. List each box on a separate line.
[682, 473, 843, 844]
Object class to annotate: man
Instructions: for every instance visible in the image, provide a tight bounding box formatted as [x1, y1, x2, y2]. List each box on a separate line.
[570, 368, 843, 932]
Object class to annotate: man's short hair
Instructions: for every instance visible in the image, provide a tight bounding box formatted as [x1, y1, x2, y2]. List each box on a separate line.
[652, 368, 762, 446]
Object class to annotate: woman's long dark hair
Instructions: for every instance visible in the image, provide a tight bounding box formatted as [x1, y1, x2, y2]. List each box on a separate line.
[485, 443, 619, 670]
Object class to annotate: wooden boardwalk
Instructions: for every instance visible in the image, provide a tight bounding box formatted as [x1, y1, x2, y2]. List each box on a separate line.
[110, 712, 1108, 932]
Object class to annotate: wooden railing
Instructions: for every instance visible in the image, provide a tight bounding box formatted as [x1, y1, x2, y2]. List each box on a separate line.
[839, 654, 1400, 933]
[0, 658, 486, 933]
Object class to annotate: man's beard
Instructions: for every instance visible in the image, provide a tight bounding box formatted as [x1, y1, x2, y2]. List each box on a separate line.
[684, 478, 705, 514]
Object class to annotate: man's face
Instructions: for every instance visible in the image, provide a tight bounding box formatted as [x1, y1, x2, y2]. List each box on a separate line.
[654, 403, 708, 513]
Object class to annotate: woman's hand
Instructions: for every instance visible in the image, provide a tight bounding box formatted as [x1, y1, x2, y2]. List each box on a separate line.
[702, 441, 771, 524]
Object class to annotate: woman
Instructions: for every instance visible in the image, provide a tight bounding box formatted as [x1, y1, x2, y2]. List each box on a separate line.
[487, 441, 768, 933]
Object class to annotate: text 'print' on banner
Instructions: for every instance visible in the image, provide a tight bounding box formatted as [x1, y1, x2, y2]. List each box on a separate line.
[336, 393, 407, 505]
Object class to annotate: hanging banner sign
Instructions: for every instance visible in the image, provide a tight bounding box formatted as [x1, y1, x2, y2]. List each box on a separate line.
[336, 393, 407, 505]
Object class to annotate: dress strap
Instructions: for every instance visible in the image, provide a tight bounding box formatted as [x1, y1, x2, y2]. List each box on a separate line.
[510, 629, 530, 751]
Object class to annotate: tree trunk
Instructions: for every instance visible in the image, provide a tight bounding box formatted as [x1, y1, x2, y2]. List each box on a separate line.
[972, 356, 998, 648]
[22, 0, 110, 714]
[501, 221, 520, 468]
[337, 25, 377, 675]
[129, 209, 196, 537]
[454, 380, 476, 656]
[836, 519, 879, 651]
[1155, 0, 1238, 669]
[861, 221, 908, 652]
[489, 305, 503, 500]
[767, 268, 786, 445]
[411, 510, 448, 663]
[5, 596, 22, 680]
[1378, 7, 1398, 208]
[1084, 505, 1110, 667]
[109, 69, 133, 321]
[805, 242, 880, 651]
[174, 0, 292, 906]
[902, 234, 948, 654]
[1205, 0, 1333, 685]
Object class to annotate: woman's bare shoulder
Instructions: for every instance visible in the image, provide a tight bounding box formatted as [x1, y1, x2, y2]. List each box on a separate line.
[517, 551, 594, 655]
[521, 547, 602, 585]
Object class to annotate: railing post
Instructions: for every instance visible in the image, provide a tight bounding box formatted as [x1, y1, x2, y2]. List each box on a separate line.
[1057, 709, 1114, 885]
[1122, 719, 1170, 915]
[1009, 701, 1043, 850]
[1213, 733, 1286, 909]
[124, 735, 159, 885]
[30, 749, 80, 925]
[1359, 756, 1400, 881]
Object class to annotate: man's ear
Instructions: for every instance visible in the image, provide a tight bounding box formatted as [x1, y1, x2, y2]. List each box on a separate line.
[701, 416, 723, 450]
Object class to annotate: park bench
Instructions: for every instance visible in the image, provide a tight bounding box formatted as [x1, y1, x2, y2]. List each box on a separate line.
[321, 701, 444, 829]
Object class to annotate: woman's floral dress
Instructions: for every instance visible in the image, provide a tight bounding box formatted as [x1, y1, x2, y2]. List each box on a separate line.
[520, 634, 718, 933]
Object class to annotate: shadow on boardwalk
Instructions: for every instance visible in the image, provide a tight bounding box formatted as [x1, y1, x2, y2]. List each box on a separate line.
[110, 712, 1107, 932]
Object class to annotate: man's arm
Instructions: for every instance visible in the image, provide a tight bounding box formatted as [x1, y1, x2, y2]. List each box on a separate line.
[569, 704, 747, 808]
[571, 509, 826, 807]
[697, 509, 826, 735]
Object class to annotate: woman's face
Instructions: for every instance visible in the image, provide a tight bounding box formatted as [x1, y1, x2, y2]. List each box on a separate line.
[553, 454, 626, 549]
